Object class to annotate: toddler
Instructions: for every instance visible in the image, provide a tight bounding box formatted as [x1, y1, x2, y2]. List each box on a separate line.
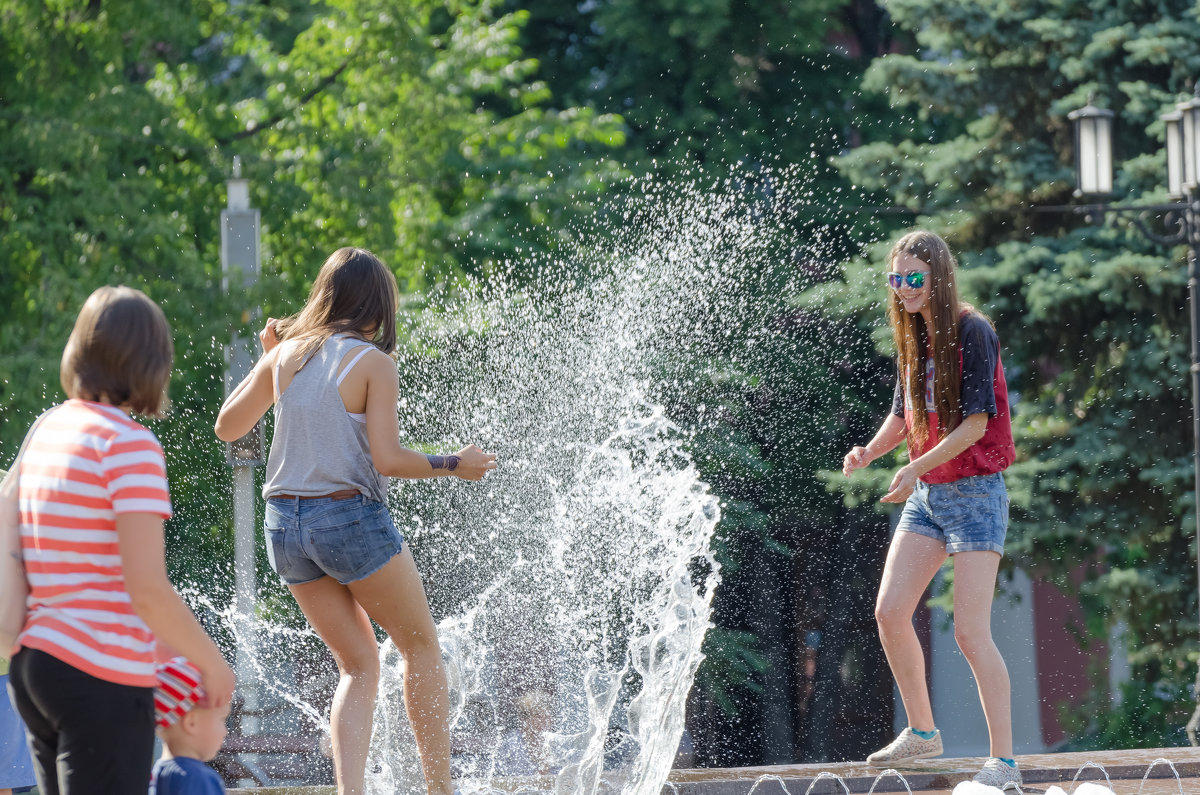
[151, 657, 230, 795]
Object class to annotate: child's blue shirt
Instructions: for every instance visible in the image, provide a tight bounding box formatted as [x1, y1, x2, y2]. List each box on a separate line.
[150, 756, 226, 795]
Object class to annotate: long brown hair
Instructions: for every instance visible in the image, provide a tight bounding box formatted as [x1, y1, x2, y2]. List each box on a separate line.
[60, 286, 174, 417]
[274, 247, 399, 364]
[886, 230, 974, 445]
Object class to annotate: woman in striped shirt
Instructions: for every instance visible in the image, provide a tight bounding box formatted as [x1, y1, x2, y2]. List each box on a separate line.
[7, 286, 235, 795]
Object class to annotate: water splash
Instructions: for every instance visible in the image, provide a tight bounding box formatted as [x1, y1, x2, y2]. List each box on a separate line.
[359, 168, 827, 795]
[802, 772, 851, 795]
[1060, 785, 1114, 795]
[194, 165, 846, 793]
[1070, 762, 1116, 792]
[954, 780, 1024, 795]
[181, 588, 332, 740]
[1137, 758, 1185, 795]
[867, 769, 914, 795]
[748, 773, 795, 795]
[1045, 763, 1119, 795]
[373, 408, 722, 794]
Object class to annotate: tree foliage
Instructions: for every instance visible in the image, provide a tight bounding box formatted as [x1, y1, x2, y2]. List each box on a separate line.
[0, 0, 625, 603]
[508, 0, 854, 175]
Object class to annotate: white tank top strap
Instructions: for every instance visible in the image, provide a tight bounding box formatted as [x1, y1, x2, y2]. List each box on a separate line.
[335, 343, 376, 386]
[333, 337, 374, 424]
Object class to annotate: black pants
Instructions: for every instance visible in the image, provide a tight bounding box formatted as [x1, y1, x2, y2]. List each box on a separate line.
[7, 648, 155, 795]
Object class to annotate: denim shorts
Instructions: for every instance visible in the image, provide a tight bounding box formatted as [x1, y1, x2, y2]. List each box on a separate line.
[264, 494, 404, 585]
[895, 472, 1009, 555]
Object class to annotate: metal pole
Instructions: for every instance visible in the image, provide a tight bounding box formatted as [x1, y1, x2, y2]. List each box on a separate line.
[220, 157, 263, 731]
[233, 464, 256, 691]
[1185, 189, 1200, 745]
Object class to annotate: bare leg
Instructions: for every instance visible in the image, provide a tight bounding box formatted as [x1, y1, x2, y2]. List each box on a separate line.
[951, 550, 1012, 758]
[290, 577, 381, 795]
[875, 532, 948, 732]
[350, 548, 453, 795]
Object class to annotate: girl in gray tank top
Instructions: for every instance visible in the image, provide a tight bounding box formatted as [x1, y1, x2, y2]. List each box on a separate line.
[215, 247, 497, 795]
[261, 333, 390, 503]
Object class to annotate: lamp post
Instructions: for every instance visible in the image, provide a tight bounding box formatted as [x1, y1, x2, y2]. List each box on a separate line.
[1065, 85, 1200, 743]
[1067, 98, 1115, 196]
[220, 156, 264, 728]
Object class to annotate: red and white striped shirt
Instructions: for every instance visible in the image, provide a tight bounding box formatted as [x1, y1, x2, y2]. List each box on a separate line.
[15, 399, 173, 687]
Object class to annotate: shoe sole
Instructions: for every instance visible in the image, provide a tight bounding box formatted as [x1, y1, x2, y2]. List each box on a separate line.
[973, 779, 1023, 789]
[973, 775, 1023, 788]
[865, 749, 943, 767]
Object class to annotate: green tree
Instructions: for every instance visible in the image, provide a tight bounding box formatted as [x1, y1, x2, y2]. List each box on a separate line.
[820, 0, 1200, 745]
[0, 0, 625, 606]
[508, 0, 872, 176]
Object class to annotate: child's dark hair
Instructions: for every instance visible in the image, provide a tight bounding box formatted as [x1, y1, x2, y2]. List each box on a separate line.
[60, 286, 174, 417]
[274, 247, 399, 362]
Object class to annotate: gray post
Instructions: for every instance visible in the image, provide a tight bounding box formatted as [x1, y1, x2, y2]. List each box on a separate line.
[1186, 190, 1200, 746]
[220, 157, 263, 728]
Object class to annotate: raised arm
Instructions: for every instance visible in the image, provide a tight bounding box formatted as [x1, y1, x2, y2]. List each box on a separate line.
[215, 321, 280, 442]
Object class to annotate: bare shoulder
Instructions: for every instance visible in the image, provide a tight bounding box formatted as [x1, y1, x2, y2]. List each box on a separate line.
[361, 347, 399, 382]
[273, 337, 306, 366]
[261, 341, 285, 369]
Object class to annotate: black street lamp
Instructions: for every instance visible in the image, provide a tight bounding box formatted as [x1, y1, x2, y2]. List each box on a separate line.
[1066, 85, 1200, 743]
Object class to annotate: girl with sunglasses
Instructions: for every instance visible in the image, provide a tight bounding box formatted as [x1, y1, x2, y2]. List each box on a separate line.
[842, 230, 1018, 788]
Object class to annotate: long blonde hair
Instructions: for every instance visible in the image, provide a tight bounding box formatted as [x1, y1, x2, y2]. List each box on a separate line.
[886, 230, 973, 445]
[274, 247, 399, 364]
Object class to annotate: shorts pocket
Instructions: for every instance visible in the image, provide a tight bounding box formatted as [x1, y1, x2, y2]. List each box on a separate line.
[265, 526, 284, 574]
[301, 500, 399, 582]
[307, 519, 368, 572]
[264, 506, 290, 576]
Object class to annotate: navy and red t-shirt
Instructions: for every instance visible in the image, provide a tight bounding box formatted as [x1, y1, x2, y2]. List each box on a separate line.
[890, 311, 1015, 484]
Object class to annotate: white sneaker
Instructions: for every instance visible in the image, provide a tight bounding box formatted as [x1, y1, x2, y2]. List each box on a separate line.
[972, 758, 1022, 790]
[866, 728, 943, 765]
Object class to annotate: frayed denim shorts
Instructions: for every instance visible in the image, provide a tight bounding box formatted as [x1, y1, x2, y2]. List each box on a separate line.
[265, 494, 404, 585]
[895, 472, 1009, 555]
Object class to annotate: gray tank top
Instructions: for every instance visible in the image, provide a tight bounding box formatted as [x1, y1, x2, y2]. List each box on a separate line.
[262, 334, 389, 503]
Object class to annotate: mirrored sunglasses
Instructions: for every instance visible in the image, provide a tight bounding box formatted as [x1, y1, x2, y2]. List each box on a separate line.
[887, 271, 926, 290]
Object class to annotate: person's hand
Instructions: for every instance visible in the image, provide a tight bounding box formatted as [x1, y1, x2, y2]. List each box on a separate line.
[880, 465, 919, 504]
[453, 444, 498, 481]
[259, 318, 280, 353]
[196, 656, 236, 710]
[842, 446, 870, 477]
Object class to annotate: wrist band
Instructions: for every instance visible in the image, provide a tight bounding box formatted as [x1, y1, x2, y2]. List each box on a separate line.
[426, 454, 460, 472]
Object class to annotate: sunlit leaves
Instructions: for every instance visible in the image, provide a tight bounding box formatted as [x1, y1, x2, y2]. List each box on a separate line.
[0, 0, 626, 609]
